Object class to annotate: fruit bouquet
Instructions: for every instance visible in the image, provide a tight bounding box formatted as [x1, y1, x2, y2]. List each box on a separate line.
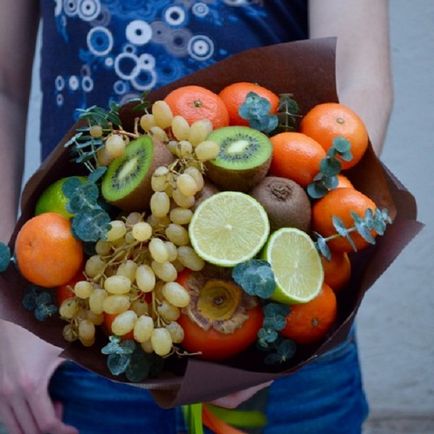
[0, 38, 422, 420]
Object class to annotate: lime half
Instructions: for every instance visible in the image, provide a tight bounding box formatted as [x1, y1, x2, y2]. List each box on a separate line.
[264, 228, 324, 304]
[189, 191, 270, 267]
[35, 176, 86, 219]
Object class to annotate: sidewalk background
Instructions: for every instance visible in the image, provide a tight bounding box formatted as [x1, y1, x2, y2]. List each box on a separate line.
[1, 1, 433, 433]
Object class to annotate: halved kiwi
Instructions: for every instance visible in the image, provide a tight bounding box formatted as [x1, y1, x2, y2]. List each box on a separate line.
[205, 126, 272, 192]
[102, 136, 173, 211]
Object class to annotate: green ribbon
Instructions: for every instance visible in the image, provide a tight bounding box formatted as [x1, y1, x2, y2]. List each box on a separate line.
[182, 403, 267, 433]
[206, 404, 267, 429]
[182, 403, 204, 434]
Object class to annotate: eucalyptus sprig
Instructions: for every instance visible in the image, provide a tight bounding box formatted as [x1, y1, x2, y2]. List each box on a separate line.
[22, 286, 58, 321]
[232, 259, 276, 299]
[131, 91, 151, 113]
[256, 303, 296, 365]
[101, 336, 164, 382]
[239, 92, 278, 134]
[307, 136, 353, 199]
[62, 176, 111, 243]
[0, 243, 11, 272]
[315, 208, 392, 260]
[65, 102, 140, 173]
[276, 93, 301, 132]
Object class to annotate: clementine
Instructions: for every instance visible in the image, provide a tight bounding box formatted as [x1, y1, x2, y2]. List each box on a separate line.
[336, 174, 354, 189]
[300, 102, 368, 170]
[164, 85, 229, 129]
[321, 251, 351, 292]
[281, 283, 337, 345]
[312, 188, 377, 253]
[269, 132, 326, 187]
[15, 212, 83, 287]
[219, 82, 279, 126]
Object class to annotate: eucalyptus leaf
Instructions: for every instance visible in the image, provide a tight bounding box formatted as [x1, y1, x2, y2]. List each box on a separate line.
[276, 339, 296, 361]
[320, 158, 341, 177]
[88, 167, 107, 183]
[258, 328, 278, 344]
[354, 221, 376, 244]
[332, 216, 348, 237]
[67, 182, 100, 214]
[232, 260, 276, 299]
[315, 236, 331, 261]
[62, 177, 83, 199]
[332, 136, 351, 154]
[0, 242, 11, 272]
[322, 175, 339, 190]
[340, 151, 353, 162]
[107, 353, 131, 376]
[72, 208, 111, 242]
[264, 353, 281, 365]
[307, 182, 328, 199]
[125, 349, 151, 382]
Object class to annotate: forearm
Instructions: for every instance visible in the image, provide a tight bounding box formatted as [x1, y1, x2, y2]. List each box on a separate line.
[0, 94, 27, 242]
[309, 0, 393, 156]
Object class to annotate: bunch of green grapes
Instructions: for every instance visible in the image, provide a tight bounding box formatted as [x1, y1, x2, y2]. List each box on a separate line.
[140, 100, 220, 164]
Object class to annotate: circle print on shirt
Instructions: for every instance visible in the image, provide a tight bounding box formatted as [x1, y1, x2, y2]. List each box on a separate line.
[78, 0, 101, 22]
[126, 20, 152, 46]
[63, 0, 78, 17]
[188, 35, 214, 61]
[192, 3, 209, 17]
[164, 6, 187, 26]
[87, 26, 114, 56]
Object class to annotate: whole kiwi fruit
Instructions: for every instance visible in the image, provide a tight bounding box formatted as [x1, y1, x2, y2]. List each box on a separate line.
[250, 176, 311, 232]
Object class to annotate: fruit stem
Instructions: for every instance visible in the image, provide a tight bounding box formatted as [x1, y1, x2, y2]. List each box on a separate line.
[323, 226, 357, 243]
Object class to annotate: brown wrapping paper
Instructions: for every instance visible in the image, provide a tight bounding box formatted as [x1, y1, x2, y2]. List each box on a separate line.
[0, 38, 423, 408]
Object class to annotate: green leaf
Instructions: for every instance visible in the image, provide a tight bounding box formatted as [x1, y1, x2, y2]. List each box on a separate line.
[307, 182, 328, 199]
[332, 216, 349, 238]
[315, 235, 331, 261]
[276, 339, 296, 361]
[0, 242, 11, 272]
[320, 158, 341, 177]
[88, 167, 107, 183]
[332, 136, 351, 154]
[258, 328, 278, 344]
[62, 177, 83, 199]
[340, 151, 353, 162]
[67, 182, 99, 214]
[107, 353, 131, 376]
[72, 208, 111, 242]
[232, 260, 276, 299]
[125, 348, 151, 382]
[322, 175, 339, 190]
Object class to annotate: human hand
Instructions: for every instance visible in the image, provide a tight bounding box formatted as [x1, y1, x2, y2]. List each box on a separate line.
[209, 381, 273, 409]
[0, 320, 78, 434]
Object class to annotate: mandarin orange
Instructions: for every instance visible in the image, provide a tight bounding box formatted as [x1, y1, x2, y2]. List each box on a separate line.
[300, 102, 368, 170]
[281, 283, 337, 345]
[164, 85, 229, 129]
[15, 212, 83, 287]
[312, 188, 377, 253]
[219, 82, 279, 126]
[269, 132, 326, 187]
[321, 251, 351, 292]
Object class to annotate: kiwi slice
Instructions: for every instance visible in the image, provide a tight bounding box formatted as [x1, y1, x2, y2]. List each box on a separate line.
[205, 126, 272, 192]
[102, 136, 173, 211]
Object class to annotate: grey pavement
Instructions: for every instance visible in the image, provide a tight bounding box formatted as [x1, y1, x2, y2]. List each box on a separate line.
[1, 1, 433, 433]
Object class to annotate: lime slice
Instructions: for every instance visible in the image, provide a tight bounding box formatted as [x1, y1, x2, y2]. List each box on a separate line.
[189, 192, 270, 267]
[35, 176, 86, 219]
[264, 228, 323, 304]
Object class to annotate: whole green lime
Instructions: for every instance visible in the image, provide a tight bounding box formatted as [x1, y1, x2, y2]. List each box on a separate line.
[35, 176, 86, 219]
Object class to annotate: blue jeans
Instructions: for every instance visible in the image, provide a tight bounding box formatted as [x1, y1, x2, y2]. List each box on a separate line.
[49, 331, 368, 434]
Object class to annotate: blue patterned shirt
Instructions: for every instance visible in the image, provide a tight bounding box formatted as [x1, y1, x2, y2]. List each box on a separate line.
[40, 0, 308, 158]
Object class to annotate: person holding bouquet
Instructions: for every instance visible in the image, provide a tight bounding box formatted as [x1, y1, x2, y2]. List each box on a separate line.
[0, 1, 392, 433]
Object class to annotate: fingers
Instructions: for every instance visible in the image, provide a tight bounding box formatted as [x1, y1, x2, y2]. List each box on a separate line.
[0, 404, 23, 434]
[9, 395, 39, 434]
[28, 389, 78, 434]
